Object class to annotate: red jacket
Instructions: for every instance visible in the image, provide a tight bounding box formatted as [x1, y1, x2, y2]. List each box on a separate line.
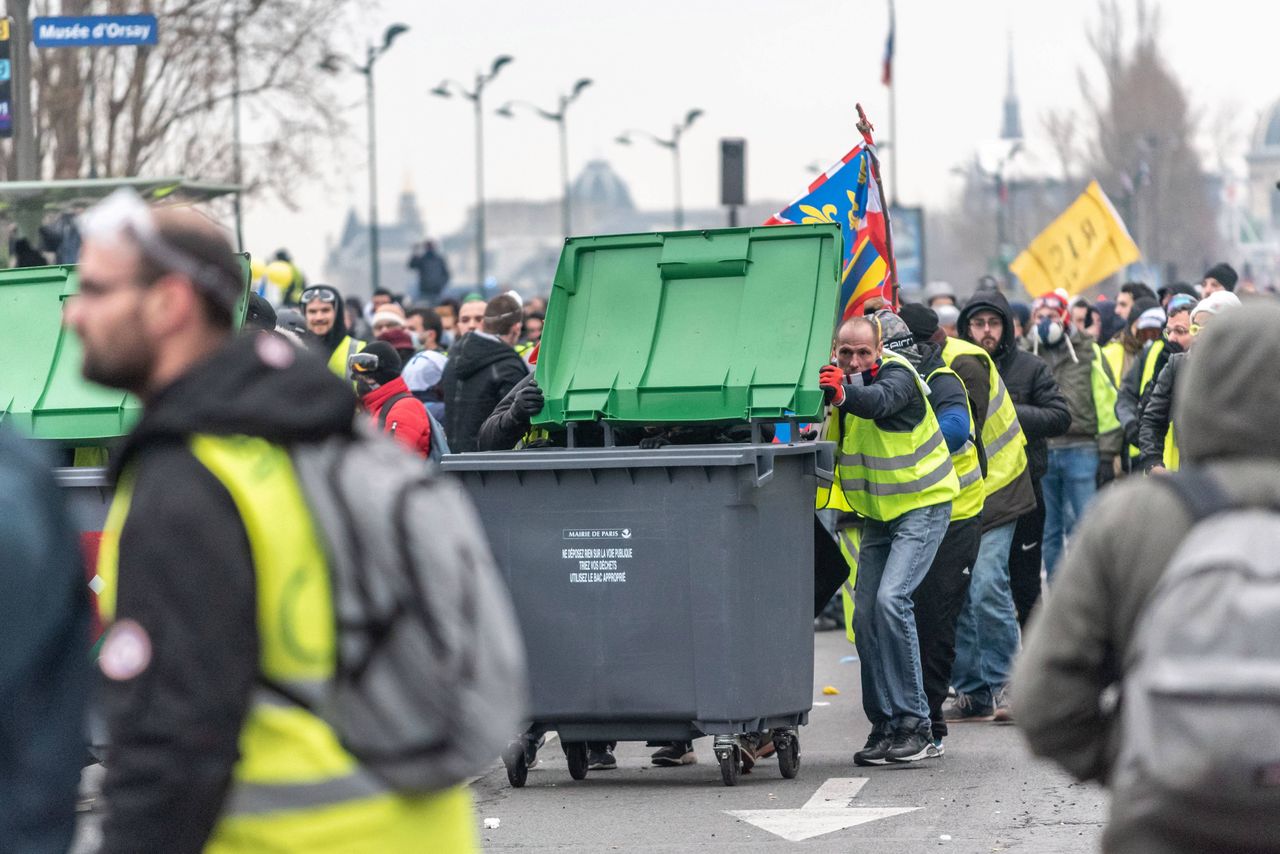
[361, 376, 432, 458]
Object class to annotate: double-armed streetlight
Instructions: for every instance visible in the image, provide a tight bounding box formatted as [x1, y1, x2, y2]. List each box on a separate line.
[431, 55, 514, 288]
[616, 109, 703, 230]
[496, 77, 593, 239]
[320, 23, 410, 292]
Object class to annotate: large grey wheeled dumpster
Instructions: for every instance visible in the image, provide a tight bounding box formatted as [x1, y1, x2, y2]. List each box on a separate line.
[444, 441, 834, 787]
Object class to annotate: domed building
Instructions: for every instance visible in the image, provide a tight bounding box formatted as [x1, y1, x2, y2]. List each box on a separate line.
[1245, 100, 1280, 229]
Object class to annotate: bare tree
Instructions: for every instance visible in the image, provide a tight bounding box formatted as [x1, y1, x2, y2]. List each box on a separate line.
[16, 0, 355, 205]
[1080, 0, 1219, 281]
[1042, 109, 1079, 183]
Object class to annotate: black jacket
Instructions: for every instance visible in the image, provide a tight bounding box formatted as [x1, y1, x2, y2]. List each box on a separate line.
[1138, 351, 1183, 470]
[441, 332, 529, 453]
[959, 290, 1071, 482]
[837, 358, 927, 432]
[1117, 339, 1182, 450]
[100, 333, 356, 854]
[0, 429, 89, 854]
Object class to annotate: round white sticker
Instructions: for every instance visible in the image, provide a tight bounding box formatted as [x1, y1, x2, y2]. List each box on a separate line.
[99, 619, 153, 681]
[255, 332, 296, 369]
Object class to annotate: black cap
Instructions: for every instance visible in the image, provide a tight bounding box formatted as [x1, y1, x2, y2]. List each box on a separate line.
[244, 292, 277, 332]
[898, 303, 940, 343]
[360, 341, 403, 385]
[1203, 262, 1238, 291]
[1128, 297, 1159, 325]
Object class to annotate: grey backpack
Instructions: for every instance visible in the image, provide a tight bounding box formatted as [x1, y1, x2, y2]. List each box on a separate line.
[1113, 469, 1280, 846]
[286, 424, 527, 792]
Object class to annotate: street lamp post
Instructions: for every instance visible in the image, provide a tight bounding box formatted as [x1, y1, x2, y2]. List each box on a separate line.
[320, 23, 410, 293]
[496, 77, 593, 239]
[616, 109, 703, 230]
[432, 56, 514, 288]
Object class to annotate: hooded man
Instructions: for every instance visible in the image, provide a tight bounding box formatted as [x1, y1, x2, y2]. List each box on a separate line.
[440, 293, 529, 453]
[1137, 291, 1241, 474]
[958, 290, 1071, 628]
[907, 298, 1038, 725]
[1015, 301, 1277, 854]
[64, 192, 478, 851]
[301, 283, 365, 378]
[1025, 292, 1119, 581]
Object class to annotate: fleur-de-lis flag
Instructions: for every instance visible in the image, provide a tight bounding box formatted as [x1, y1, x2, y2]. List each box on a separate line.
[766, 138, 896, 318]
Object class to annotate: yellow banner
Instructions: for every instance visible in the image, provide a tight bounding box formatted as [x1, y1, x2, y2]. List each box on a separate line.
[1009, 180, 1141, 298]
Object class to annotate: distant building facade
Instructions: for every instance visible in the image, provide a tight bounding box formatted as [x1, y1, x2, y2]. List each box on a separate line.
[323, 186, 428, 298]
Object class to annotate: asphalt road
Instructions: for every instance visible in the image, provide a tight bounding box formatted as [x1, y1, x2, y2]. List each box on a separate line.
[470, 629, 1107, 853]
[74, 630, 1107, 852]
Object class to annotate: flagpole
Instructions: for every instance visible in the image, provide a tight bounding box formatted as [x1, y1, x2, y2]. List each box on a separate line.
[857, 104, 900, 310]
[886, 0, 898, 206]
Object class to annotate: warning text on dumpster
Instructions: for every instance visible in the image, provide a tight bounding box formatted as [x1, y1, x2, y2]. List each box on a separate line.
[562, 529, 634, 583]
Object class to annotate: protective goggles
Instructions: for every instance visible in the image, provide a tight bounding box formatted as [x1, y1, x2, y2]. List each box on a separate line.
[348, 352, 381, 374]
[1190, 323, 1204, 337]
[1166, 294, 1198, 314]
[300, 287, 338, 304]
[77, 188, 237, 311]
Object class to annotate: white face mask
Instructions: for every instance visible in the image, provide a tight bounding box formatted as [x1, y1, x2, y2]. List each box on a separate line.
[1034, 317, 1065, 346]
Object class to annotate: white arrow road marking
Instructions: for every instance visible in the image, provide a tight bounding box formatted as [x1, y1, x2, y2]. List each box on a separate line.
[726, 777, 919, 842]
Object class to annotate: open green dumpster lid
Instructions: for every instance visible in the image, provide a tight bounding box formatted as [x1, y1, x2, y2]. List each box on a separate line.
[0, 259, 251, 445]
[532, 223, 842, 426]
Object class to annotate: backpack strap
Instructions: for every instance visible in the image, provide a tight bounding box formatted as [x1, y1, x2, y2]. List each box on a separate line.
[1156, 467, 1235, 523]
[378, 392, 415, 430]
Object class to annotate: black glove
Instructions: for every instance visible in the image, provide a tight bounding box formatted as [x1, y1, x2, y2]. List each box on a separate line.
[638, 435, 671, 450]
[509, 380, 545, 421]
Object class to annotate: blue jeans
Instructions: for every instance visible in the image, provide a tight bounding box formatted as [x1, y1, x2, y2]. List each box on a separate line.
[854, 501, 951, 731]
[950, 521, 1019, 705]
[1041, 445, 1098, 580]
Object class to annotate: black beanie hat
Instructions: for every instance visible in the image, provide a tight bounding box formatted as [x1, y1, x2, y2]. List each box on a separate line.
[1203, 262, 1238, 291]
[898, 303, 940, 343]
[360, 340, 403, 385]
[1128, 297, 1159, 325]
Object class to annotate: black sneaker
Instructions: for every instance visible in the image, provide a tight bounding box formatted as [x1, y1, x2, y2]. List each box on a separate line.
[651, 741, 696, 767]
[886, 728, 941, 763]
[853, 726, 894, 766]
[588, 748, 617, 770]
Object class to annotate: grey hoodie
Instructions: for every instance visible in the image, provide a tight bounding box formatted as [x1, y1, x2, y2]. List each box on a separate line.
[1014, 301, 1280, 853]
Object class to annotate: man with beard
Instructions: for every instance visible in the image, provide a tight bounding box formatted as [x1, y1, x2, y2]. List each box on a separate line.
[958, 290, 1070, 634]
[301, 283, 364, 378]
[63, 190, 477, 851]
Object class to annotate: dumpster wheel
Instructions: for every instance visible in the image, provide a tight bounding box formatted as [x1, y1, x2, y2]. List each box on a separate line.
[564, 742, 590, 781]
[713, 736, 742, 787]
[774, 729, 801, 779]
[503, 741, 529, 788]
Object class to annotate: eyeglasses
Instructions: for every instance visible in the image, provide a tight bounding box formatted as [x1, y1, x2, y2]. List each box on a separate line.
[348, 352, 381, 374]
[1189, 323, 1203, 337]
[968, 317, 1002, 330]
[301, 287, 338, 304]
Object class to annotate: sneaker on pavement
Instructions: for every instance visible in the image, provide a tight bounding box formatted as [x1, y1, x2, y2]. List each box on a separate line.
[588, 748, 617, 770]
[886, 728, 940, 763]
[650, 742, 697, 767]
[993, 687, 1014, 723]
[943, 691, 995, 722]
[853, 726, 894, 767]
[930, 737, 945, 757]
[740, 731, 774, 773]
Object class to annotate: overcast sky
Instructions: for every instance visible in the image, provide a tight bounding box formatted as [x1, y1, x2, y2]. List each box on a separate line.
[240, 0, 1277, 278]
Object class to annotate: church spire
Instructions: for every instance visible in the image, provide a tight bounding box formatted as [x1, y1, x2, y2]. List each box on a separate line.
[1001, 32, 1023, 141]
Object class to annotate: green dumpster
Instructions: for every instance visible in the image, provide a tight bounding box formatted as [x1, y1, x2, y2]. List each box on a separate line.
[532, 224, 843, 426]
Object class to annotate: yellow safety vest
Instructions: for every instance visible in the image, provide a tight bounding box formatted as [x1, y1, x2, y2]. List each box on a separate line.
[97, 435, 476, 854]
[1091, 342, 1121, 435]
[837, 526, 861, 645]
[830, 352, 960, 522]
[1100, 340, 1125, 391]
[940, 337, 1028, 497]
[326, 336, 365, 380]
[1127, 340, 1168, 459]
[925, 363, 985, 522]
[1163, 424, 1179, 471]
